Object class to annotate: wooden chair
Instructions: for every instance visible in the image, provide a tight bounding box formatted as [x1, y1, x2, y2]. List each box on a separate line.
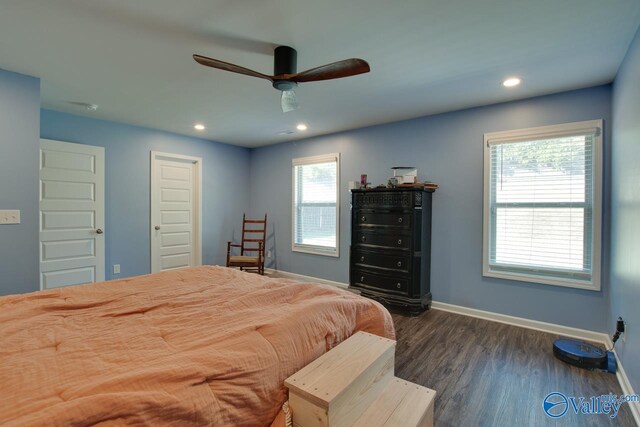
[226, 214, 267, 275]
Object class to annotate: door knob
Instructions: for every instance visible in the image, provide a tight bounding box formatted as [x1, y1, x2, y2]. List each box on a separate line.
[96, 229, 103, 234]
[155, 226, 161, 230]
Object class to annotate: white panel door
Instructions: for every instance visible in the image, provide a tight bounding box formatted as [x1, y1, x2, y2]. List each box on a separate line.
[40, 139, 105, 289]
[151, 152, 202, 273]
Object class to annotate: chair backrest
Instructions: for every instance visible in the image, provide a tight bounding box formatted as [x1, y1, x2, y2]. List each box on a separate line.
[241, 213, 267, 255]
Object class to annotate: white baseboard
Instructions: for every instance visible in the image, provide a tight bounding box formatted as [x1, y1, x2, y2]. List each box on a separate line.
[616, 355, 640, 425]
[267, 269, 638, 422]
[264, 268, 349, 289]
[430, 301, 610, 344]
[606, 337, 640, 425]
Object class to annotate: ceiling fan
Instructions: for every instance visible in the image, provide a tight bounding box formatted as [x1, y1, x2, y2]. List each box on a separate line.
[193, 46, 370, 112]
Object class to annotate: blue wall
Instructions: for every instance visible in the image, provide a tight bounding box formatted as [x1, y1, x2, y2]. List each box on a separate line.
[611, 26, 640, 394]
[41, 110, 251, 281]
[250, 85, 612, 332]
[0, 67, 620, 338]
[0, 69, 40, 295]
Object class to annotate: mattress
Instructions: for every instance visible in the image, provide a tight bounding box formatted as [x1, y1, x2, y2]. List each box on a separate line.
[0, 266, 394, 426]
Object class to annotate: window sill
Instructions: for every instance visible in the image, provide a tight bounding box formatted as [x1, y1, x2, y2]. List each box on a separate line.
[292, 245, 340, 258]
[483, 268, 600, 291]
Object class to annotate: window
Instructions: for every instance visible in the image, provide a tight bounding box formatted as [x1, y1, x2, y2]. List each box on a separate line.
[292, 153, 340, 257]
[483, 120, 603, 290]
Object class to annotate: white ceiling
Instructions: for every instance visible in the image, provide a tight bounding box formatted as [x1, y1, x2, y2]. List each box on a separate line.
[0, 0, 638, 147]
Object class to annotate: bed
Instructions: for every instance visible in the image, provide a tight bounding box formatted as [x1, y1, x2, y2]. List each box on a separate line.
[0, 266, 394, 426]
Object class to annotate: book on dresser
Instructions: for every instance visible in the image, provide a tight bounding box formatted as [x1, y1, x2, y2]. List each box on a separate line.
[349, 187, 434, 315]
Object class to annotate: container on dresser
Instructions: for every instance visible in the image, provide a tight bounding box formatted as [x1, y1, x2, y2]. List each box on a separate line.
[349, 187, 434, 314]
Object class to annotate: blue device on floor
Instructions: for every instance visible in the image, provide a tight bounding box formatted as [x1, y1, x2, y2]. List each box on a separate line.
[553, 338, 616, 374]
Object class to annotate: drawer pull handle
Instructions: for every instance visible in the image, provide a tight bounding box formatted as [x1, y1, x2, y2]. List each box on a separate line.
[362, 236, 366, 242]
[361, 256, 365, 262]
[397, 239, 402, 245]
[361, 216, 366, 222]
[360, 276, 365, 282]
[397, 261, 402, 267]
[398, 217, 403, 223]
[396, 283, 401, 289]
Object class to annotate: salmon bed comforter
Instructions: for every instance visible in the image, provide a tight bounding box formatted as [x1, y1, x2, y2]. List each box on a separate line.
[0, 266, 394, 426]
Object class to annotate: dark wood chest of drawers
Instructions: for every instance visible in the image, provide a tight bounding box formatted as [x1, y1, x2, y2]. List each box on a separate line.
[349, 188, 434, 314]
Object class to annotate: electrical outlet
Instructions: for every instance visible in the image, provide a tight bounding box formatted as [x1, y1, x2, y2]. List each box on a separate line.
[267, 250, 272, 258]
[113, 264, 121, 275]
[0, 210, 20, 224]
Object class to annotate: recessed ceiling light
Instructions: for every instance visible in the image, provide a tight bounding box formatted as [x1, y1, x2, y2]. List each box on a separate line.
[194, 123, 205, 131]
[502, 77, 521, 87]
[296, 123, 308, 131]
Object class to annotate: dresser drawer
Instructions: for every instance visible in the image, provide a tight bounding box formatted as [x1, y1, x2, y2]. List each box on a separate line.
[355, 211, 411, 228]
[353, 191, 414, 209]
[354, 230, 411, 250]
[352, 269, 408, 295]
[353, 249, 410, 273]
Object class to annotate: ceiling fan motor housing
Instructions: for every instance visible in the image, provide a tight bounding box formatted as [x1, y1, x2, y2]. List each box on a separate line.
[273, 46, 298, 91]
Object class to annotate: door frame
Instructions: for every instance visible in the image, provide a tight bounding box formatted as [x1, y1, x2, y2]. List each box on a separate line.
[150, 151, 203, 273]
[39, 138, 105, 289]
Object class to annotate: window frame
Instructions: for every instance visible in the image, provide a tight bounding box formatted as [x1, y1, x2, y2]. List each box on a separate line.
[482, 120, 603, 291]
[291, 153, 340, 257]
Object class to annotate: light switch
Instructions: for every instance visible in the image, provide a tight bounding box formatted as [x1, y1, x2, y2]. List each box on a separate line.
[0, 210, 20, 224]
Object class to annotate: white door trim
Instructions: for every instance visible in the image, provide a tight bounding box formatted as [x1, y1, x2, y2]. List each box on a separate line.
[150, 151, 203, 273]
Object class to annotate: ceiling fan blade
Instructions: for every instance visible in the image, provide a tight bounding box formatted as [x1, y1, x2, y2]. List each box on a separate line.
[193, 54, 273, 82]
[281, 90, 299, 113]
[290, 59, 370, 83]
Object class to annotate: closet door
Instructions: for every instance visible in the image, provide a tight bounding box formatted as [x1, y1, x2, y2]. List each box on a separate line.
[150, 151, 202, 273]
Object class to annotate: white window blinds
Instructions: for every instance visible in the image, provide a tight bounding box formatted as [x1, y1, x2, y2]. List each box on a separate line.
[483, 121, 602, 290]
[292, 154, 339, 256]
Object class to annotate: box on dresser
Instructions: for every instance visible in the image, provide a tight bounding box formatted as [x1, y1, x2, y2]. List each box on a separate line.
[349, 187, 434, 315]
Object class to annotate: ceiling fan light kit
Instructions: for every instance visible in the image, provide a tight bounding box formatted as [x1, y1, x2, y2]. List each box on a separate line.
[193, 45, 370, 113]
[281, 90, 299, 113]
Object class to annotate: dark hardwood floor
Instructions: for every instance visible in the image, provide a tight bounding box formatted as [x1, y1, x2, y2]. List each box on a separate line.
[265, 272, 635, 425]
[392, 309, 636, 427]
